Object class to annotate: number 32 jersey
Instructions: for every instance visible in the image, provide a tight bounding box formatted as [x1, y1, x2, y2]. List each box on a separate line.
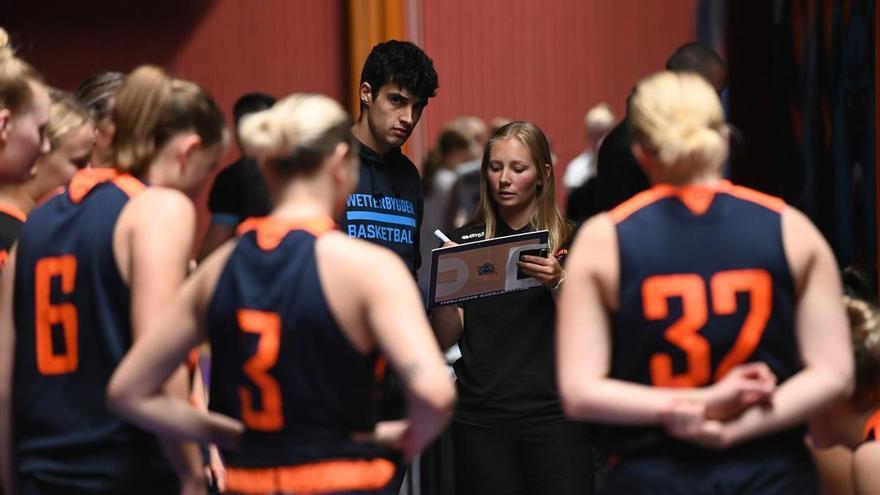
[607, 180, 799, 453]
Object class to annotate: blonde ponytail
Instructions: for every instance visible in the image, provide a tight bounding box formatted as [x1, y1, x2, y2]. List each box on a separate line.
[0, 27, 42, 115]
[112, 65, 225, 176]
[112, 66, 172, 174]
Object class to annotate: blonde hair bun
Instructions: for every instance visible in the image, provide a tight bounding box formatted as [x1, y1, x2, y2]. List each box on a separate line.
[0, 27, 10, 57]
[630, 71, 727, 174]
[239, 93, 348, 161]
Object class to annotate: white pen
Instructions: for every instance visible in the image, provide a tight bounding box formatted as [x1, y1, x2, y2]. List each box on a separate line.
[434, 229, 452, 244]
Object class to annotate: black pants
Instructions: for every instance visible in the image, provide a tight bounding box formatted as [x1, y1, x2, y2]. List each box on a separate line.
[601, 444, 819, 495]
[453, 421, 595, 495]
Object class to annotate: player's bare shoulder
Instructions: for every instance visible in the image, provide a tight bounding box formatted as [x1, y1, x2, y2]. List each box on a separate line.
[317, 231, 411, 281]
[853, 442, 880, 495]
[128, 186, 195, 219]
[781, 206, 834, 286]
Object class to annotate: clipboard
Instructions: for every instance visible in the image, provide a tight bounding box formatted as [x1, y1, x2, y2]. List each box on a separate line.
[427, 230, 549, 308]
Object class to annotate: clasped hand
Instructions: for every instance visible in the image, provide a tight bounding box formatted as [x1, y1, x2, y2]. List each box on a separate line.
[660, 362, 777, 449]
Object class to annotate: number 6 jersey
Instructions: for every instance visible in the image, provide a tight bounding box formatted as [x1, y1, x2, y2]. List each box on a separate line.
[605, 180, 800, 454]
[12, 168, 178, 493]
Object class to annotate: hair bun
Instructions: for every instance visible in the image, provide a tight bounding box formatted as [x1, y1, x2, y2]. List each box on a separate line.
[239, 93, 348, 161]
[655, 123, 725, 170]
[239, 108, 287, 160]
[0, 27, 13, 61]
[629, 71, 727, 174]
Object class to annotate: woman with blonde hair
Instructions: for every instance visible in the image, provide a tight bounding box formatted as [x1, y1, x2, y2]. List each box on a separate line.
[74, 71, 125, 169]
[107, 93, 455, 495]
[0, 64, 227, 494]
[0, 89, 94, 268]
[0, 27, 51, 182]
[557, 71, 852, 494]
[809, 288, 880, 495]
[432, 121, 594, 495]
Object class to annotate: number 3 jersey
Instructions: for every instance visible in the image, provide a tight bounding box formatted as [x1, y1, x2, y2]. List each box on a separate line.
[12, 169, 176, 491]
[207, 216, 394, 494]
[605, 180, 800, 454]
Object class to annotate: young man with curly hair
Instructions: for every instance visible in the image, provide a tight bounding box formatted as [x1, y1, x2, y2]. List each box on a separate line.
[344, 40, 439, 277]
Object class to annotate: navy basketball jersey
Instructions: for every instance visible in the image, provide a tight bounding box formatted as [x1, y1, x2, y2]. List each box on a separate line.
[12, 168, 177, 493]
[864, 410, 880, 444]
[606, 180, 800, 454]
[0, 201, 26, 269]
[207, 216, 395, 494]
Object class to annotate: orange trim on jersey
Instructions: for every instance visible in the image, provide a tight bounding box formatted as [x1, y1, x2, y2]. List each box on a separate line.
[373, 356, 387, 383]
[237, 216, 337, 251]
[187, 347, 200, 373]
[68, 168, 145, 203]
[676, 185, 718, 216]
[609, 180, 786, 223]
[609, 185, 676, 224]
[863, 409, 880, 443]
[112, 174, 146, 198]
[225, 458, 395, 494]
[726, 183, 787, 213]
[0, 250, 7, 270]
[0, 201, 26, 223]
[68, 168, 118, 203]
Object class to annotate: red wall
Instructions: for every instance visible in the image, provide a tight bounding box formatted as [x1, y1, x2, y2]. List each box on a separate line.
[4, 0, 345, 243]
[4, 1, 345, 125]
[5, 0, 697, 233]
[419, 0, 698, 182]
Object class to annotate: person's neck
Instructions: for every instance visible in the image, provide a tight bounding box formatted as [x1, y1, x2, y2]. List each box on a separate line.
[0, 184, 36, 215]
[142, 159, 198, 199]
[498, 203, 534, 231]
[271, 177, 336, 221]
[653, 169, 724, 188]
[90, 148, 115, 168]
[352, 118, 392, 156]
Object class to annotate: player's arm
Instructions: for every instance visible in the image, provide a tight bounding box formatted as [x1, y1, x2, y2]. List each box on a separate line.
[853, 444, 880, 495]
[199, 170, 241, 261]
[691, 208, 854, 448]
[345, 239, 456, 459]
[198, 221, 236, 262]
[107, 239, 243, 448]
[429, 240, 464, 349]
[557, 214, 775, 425]
[122, 189, 211, 489]
[431, 305, 464, 350]
[0, 246, 18, 494]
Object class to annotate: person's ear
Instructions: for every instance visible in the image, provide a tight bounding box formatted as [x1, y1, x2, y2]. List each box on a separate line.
[0, 109, 12, 145]
[541, 162, 552, 187]
[631, 142, 658, 179]
[631, 142, 646, 163]
[359, 83, 373, 107]
[329, 142, 351, 184]
[177, 134, 203, 171]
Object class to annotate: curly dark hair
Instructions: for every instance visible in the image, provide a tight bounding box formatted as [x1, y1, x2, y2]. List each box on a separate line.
[360, 40, 438, 106]
[233, 92, 275, 127]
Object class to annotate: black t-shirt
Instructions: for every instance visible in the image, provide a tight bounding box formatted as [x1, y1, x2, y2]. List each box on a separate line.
[591, 118, 650, 214]
[341, 141, 423, 276]
[207, 157, 272, 227]
[450, 220, 570, 428]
